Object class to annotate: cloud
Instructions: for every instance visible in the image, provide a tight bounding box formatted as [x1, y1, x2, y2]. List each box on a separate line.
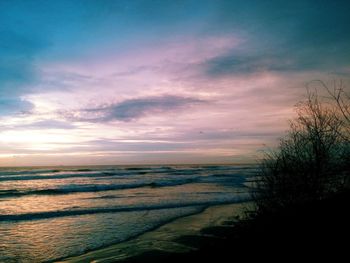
[63, 95, 205, 122]
[202, 1, 350, 77]
[18, 120, 76, 130]
[2, 0, 350, 166]
[204, 46, 350, 77]
[0, 97, 34, 115]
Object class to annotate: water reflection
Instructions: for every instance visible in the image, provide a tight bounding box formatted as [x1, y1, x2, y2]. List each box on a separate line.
[0, 165, 254, 262]
[0, 207, 202, 262]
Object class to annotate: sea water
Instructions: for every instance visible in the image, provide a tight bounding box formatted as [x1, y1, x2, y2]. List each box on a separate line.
[0, 164, 256, 262]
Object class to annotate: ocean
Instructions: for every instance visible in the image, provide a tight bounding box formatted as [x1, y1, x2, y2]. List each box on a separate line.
[0, 164, 256, 262]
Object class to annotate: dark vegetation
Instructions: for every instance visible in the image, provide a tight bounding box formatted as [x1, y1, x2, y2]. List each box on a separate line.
[123, 190, 349, 262]
[253, 80, 350, 214]
[121, 81, 350, 262]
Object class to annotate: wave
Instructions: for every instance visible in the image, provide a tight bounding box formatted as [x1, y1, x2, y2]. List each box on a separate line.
[0, 169, 63, 177]
[0, 195, 250, 222]
[0, 178, 199, 198]
[0, 172, 120, 182]
[0, 169, 155, 182]
[75, 168, 93, 172]
[0, 165, 257, 182]
[0, 168, 202, 182]
[123, 167, 148, 171]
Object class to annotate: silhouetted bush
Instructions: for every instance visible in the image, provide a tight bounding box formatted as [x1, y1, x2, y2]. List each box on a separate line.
[253, 82, 350, 214]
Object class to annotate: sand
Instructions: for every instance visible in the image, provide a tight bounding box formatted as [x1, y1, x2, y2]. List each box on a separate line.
[57, 202, 250, 263]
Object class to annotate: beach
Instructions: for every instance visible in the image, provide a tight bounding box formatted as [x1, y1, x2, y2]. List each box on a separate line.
[59, 202, 250, 263]
[2, 1, 350, 262]
[60, 189, 350, 263]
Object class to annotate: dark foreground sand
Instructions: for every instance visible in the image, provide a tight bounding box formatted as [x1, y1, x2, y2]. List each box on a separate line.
[58, 202, 250, 263]
[58, 190, 350, 262]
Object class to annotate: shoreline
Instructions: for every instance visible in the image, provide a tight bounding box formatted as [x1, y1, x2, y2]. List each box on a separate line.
[58, 202, 250, 263]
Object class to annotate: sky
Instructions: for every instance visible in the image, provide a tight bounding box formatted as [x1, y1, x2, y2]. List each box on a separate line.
[0, 0, 350, 166]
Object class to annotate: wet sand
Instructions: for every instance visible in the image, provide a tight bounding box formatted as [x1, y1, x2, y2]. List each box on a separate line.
[58, 202, 250, 263]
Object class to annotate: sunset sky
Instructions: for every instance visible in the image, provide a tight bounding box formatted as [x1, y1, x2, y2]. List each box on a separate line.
[1, 0, 350, 166]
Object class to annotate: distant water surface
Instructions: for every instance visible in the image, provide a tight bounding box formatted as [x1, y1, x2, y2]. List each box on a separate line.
[0, 164, 256, 262]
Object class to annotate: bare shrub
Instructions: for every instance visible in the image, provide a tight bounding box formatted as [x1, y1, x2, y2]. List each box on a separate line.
[254, 82, 350, 214]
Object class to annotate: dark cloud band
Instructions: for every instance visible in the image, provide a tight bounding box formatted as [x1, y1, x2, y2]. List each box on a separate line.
[62, 95, 205, 122]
